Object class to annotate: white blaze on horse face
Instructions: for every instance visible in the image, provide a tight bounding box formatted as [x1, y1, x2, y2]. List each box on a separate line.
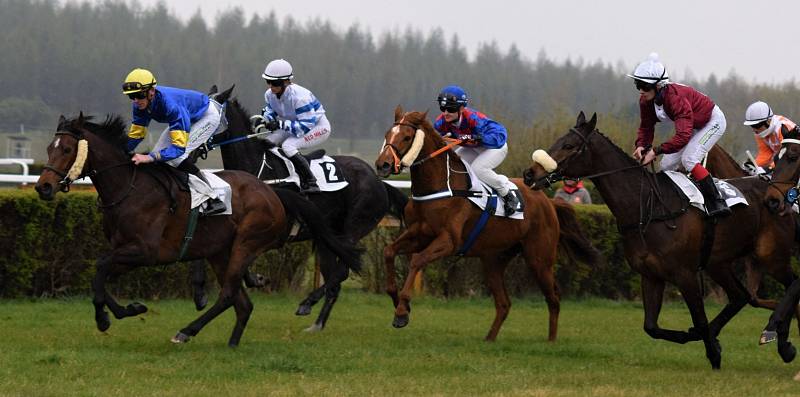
[53, 137, 60, 149]
[779, 147, 787, 159]
[531, 149, 558, 173]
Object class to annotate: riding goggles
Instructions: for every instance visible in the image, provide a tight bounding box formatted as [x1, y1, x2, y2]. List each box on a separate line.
[439, 104, 461, 113]
[634, 80, 656, 92]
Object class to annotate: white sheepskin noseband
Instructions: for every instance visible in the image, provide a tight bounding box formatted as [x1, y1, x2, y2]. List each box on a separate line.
[531, 149, 557, 173]
[66, 139, 88, 181]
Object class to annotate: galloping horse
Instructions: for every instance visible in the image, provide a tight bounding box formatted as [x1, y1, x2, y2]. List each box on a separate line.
[524, 112, 797, 369]
[759, 128, 800, 362]
[35, 114, 362, 346]
[375, 106, 599, 341]
[189, 90, 407, 331]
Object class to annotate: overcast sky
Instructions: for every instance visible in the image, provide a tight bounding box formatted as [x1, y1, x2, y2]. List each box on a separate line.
[84, 0, 799, 84]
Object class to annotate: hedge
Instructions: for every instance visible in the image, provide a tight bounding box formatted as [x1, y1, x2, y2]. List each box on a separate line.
[0, 189, 790, 300]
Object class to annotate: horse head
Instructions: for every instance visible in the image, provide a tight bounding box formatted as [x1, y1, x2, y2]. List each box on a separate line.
[36, 113, 92, 200]
[36, 113, 129, 201]
[524, 111, 598, 189]
[375, 105, 432, 177]
[765, 127, 800, 215]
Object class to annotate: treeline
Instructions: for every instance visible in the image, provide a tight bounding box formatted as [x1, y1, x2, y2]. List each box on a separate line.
[3, 0, 800, 161]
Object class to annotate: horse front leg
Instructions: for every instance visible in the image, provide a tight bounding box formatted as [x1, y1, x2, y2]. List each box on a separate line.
[761, 278, 800, 363]
[640, 275, 701, 344]
[384, 225, 424, 309]
[393, 232, 454, 329]
[91, 253, 148, 332]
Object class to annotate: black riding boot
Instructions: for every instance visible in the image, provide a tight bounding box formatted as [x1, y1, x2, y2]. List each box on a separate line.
[502, 191, 519, 217]
[696, 175, 731, 218]
[178, 160, 226, 216]
[289, 153, 320, 193]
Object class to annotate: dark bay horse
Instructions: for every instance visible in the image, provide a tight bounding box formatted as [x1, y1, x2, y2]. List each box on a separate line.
[704, 146, 799, 316]
[375, 106, 600, 342]
[192, 89, 407, 331]
[524, 112, 797, 369]
[34, 114, 362, 346]
[759, 129, 800, 362]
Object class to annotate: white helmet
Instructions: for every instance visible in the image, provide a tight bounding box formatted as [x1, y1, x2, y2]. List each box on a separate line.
[626, 52, 670, 87]
[262, 59, 293, 81]
[743, 101, 773, 126]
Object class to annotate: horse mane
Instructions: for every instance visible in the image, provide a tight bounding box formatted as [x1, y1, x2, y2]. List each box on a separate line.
[59, 114, 129, 152]
[590, 129, 639, 167]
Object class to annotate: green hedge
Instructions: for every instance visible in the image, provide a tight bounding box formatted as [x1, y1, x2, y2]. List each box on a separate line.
[2, 190, 790, 300]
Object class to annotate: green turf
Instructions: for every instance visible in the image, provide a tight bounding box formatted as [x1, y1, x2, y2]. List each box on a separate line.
[0, 291, 797, 396]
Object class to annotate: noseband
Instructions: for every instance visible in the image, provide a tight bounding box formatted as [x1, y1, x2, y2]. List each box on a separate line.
[43, 131, 87, 192]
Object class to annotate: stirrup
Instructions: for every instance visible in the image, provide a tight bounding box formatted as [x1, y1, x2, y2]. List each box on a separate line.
[202, 199, 226, 216]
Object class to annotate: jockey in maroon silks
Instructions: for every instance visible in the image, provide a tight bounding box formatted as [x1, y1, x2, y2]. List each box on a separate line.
[629, 53, 730, 217]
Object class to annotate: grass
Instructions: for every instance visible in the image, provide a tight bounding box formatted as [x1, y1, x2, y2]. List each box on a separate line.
[0, 290, 798, 396]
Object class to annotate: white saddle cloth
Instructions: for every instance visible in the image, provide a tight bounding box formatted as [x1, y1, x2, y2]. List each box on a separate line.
[663, 171, 748, 213]
[188, 171, 233, 216]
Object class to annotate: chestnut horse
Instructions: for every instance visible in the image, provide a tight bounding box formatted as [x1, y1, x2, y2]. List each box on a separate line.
[375, 106, 599, 341]
[35, 114, 362, 346]
[524, 112, 797, 369]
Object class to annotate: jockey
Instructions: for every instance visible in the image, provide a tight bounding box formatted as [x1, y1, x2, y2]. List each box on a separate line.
[743, 101, 798, 171]
[254, 58, 330, 193]
[432, 85, 519, 216]
[628, 53, 731, 217]
[122, 68, 226, 215]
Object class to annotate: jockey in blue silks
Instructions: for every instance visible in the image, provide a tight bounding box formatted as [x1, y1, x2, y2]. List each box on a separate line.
[122, 68, 226, 215]
[433, 85, 519, 215]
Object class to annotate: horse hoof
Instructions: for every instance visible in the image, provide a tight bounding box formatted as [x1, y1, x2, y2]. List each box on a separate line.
[128, 302, 148, 315]
[304, 324, 323, 333]
[295, 304, 312, 316]
[171, 332, 191, 344]
[96, 312, 111, 332]
[779, 343, 797, 363]
[244, 272, 267, 288]
[194, 293, 208, 311]
[392, 314, 409, 328]
[760, 330, 778, 345]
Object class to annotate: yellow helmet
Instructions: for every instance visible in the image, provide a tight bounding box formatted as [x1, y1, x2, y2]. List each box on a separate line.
[122, 68, 157, 94]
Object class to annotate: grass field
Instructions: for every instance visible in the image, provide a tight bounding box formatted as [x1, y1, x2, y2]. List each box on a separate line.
[1, 290, 799, 396]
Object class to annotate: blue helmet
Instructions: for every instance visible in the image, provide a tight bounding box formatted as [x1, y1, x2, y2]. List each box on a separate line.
[437, 85, 468, 107]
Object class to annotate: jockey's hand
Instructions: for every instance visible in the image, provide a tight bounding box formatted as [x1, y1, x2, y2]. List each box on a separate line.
[641, 148, 657, 166]
[460, 134, 480, 141]
[633, 146, 646, 160]
[265, 119, 281, 131]
[131, 153, 155, 165]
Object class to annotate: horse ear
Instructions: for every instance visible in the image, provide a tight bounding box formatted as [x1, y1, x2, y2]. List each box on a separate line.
[77, 111, 85, 125]
[575, 111, 586, 127]
[58, 115, 66, 125]
[421, 110, 429, 120]
[586, 112, 597, 132]
[394, 105, 404, 122]
[208, 85, 218, 95]
[217, 84, 235, 103]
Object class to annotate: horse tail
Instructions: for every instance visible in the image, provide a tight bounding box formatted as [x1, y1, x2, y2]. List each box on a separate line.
[552, 199, 603, 266]
[273, 188, 363, 274]
[383, 181, 408, 226]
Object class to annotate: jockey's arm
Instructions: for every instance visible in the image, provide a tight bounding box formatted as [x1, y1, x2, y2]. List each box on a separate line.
[150, 105, 190, 162]
[127, 106, 151, 152]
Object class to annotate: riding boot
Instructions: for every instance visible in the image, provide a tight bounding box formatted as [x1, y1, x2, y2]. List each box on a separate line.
[178, 160, 226, 216]
[696, 175, 731, 218]
[502, 190, 519, 217]
[289, 153, 320, 193]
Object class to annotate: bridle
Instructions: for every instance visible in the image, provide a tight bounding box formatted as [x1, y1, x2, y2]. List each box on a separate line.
[531, 127, 645, 188]
[768, 138, 800, 205]
[44, 128, 136, 208]
[381, 121, 461, 174]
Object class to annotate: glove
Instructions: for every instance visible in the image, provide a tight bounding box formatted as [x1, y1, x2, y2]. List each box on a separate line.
[265, 119, 281, 132]
[459, 134, 480, 142]
[250, 115, 266, 132]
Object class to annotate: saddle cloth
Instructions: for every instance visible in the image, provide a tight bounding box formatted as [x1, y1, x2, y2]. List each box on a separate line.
[262, 148, 349, 192]
[663, 171, 748, 213]
[188, 171, 233, 216]
[462, 158, 524, 220]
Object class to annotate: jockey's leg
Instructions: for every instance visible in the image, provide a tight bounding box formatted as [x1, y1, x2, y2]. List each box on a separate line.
[282, 117, 331, 193]
[470, 144, 518, 215]
[684, 106, 729, 217]
[176, 159, 226, 215]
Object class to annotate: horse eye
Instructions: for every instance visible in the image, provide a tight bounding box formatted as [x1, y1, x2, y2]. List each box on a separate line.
[63, 147, 72, 154]
[563, 143, 575, 150]
[403, 135, 412, 142]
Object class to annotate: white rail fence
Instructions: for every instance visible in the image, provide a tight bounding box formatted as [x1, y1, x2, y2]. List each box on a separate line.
[0, 168, 412, 189]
